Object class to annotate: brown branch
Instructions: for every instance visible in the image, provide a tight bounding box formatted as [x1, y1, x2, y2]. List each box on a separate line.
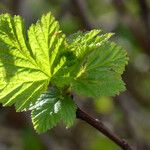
[76, 107, 133, 150]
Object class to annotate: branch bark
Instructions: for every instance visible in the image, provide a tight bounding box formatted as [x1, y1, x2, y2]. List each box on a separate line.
[76, 107, 133, 150]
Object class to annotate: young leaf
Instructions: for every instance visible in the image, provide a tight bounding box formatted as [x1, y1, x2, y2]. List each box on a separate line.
[31, 88, 76, 133]
[0, 13, 65, 111]
[67, 29, 113, 58]
[72, 41, 128, 97]
[51, 30, 114, 88]
[0, 12, 128, 133]
[28, 13, 66, 76]
[52, 30, 128, 97]
[61, 95, 77, 128]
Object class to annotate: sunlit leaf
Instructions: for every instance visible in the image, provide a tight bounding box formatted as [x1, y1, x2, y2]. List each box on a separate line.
[31, 88, 76, 133]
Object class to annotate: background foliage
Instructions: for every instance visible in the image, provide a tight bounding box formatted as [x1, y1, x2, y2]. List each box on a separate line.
[0, 0, 150, 150]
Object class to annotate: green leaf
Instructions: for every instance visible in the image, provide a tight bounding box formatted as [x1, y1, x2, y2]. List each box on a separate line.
[61, 95, 77, 128]
[71, 41, 128, 97]
[31, 88, 76, 133]
[52, 30, 128, 97]
[51, 51, 77, 87]
[51, 30, 114, 88]
[0, 12, 128, 133]
[0, 13, 65, 111]
[28, 13, 66, 76]
[67, 29, 113, 58]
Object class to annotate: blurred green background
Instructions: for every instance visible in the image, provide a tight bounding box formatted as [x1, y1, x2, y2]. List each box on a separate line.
[0, 0, 150, 150]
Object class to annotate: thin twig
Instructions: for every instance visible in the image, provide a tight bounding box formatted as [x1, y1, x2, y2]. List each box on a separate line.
[76, 107, 133, 150]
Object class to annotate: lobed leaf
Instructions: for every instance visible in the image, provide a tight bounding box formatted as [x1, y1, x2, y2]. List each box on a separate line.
[52, 30, 128, 97]
[0, 12, 128, 133]
[31, 88, 76, 133]
[72, 41, 128, 97]
[0, 13, 65, 111]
